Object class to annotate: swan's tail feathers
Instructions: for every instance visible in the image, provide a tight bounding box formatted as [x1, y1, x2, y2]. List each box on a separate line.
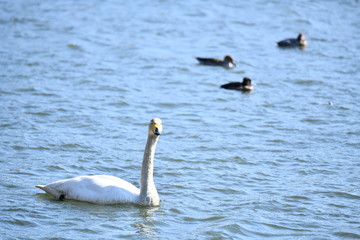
[35, 185, 63, 199]
[35, 185, 46, 190]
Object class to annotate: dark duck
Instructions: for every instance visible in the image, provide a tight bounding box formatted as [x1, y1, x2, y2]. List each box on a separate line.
[196, 55, 236, 69]
[277, 33, 307, 47]
[221, 77, 254, 92]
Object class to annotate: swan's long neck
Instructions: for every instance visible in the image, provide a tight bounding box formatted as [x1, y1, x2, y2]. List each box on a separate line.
[139, 134, 159, 202]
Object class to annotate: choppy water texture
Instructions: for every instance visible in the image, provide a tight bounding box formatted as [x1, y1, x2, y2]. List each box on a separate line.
[1, 0, 360, 239]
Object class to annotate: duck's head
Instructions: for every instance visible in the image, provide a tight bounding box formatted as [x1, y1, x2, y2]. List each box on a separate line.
[297, 33, 305, 41]
[149, 118, 162, 136]
[297, 33, 307, 46]
[242, 77, 252, 86]
[224, 55, 235, 63]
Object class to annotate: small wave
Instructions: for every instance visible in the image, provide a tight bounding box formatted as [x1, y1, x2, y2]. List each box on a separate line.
[33, 92, 58, 97]
[183, 215, 225, 222]
[315, 190, 360, 200]
[300, 118, 324, 124]
[232, 20, 256, 26]
[333, 191, 360, 200]
[67, 43, 83, 51]
[15, 87, 37, 92]
[287, 195, 310, 201]
[74, 228, 97, 234]
[294, 79, 323, 85]
[264, 222, 309, 232]
[25, 111, 51, 116]
[107, 101, 129, 107]
[3, 218, 37, 227]
[334, 232, 360, 239]
[0, 90, 18, 95]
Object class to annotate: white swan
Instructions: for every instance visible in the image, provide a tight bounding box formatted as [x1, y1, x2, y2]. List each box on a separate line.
[35, 118, 162, 206]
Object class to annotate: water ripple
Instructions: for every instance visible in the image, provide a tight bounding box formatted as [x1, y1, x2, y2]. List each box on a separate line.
[1, 0, 359, 239]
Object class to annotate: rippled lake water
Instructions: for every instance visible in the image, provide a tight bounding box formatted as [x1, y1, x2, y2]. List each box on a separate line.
[1, 0, 360, 239]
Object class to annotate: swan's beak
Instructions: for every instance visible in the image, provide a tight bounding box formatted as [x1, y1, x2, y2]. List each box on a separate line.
[153, 124, 162, 136]
[154, 128, 161, 135]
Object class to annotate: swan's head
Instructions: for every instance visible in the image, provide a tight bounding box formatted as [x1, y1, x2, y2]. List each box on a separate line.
[149, 118, 162, 136]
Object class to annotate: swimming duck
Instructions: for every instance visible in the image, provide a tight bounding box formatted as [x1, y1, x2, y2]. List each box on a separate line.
[36, 118, 163, 206]
[277, 33, 307, 47]
[196, 55, 236, 69]
[221, 77, 254, 92]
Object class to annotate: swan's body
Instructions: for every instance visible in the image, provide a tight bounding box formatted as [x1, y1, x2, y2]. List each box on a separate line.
[36, 175, 140, 204]
[36, 118, 163, 206]
[221, 77, 254, 92]
[196, 55, 236, 69]
[277, 33, 307, 47]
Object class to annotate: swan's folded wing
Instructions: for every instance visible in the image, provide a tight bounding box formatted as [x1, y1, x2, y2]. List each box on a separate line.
[36, 175, 140, 204]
